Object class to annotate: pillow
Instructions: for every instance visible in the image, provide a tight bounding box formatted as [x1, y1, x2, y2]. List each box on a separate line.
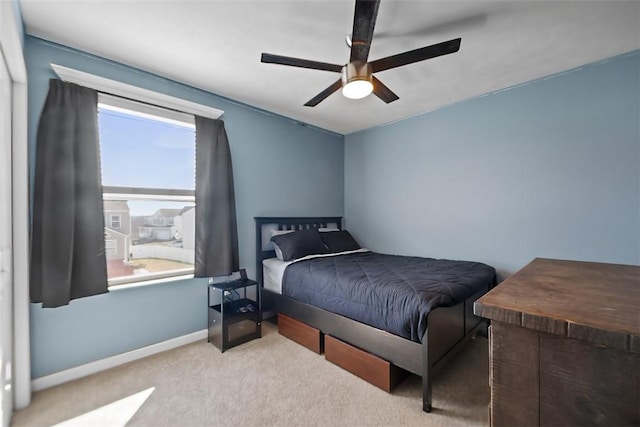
[270, 228, 329, 261]
[320, 230, 361, 253]
[270, 229, 294, 238]
[272, 243, 285, 261]
[269, 229, 294, 260]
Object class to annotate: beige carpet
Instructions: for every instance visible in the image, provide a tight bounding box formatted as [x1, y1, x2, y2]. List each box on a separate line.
[12, 322, 489, 427]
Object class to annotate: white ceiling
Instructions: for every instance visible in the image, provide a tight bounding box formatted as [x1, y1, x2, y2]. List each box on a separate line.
[20, 0, 640, 135]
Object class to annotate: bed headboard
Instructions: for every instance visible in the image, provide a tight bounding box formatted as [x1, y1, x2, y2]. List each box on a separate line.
[254, 216, 343, 286]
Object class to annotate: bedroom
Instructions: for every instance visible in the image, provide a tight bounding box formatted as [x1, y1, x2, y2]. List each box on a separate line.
[1, 0, 638, 426]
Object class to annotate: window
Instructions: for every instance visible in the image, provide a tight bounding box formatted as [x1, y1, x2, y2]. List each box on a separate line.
[98, 97, 196, 286]
[110, 214, 121, 229]
[50, 65, 223, 286]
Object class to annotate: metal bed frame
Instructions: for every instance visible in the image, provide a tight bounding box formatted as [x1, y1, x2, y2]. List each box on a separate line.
[255, 216, 489, 412]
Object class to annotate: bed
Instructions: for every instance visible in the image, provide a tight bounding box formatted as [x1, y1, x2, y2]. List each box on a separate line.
[255, 216, 496, 412]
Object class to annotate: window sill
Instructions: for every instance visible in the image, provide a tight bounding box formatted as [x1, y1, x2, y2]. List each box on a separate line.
[109, 273, 196, 291]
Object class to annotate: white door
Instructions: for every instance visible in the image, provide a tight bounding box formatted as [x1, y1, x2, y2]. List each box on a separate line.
[0, 47, 14, 427]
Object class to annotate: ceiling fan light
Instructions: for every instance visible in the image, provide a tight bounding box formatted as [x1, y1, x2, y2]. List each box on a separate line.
[341, 61, 373, 100]
[342, 79, 373, 99]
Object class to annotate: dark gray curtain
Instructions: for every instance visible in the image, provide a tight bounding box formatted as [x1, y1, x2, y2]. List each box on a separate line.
[194, 117, 239, 277]
[30, 79, 108, 308]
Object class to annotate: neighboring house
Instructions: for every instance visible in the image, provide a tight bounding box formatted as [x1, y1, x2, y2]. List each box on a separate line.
[130, 206, 195, 266]
[138, 226, 171, 241]
[104, 200, 131, 237]
[130, 216, 145, 242]
[170, 215, 182, 241]
[104, 227, 130, 263]
[103, 201, 133, 278]
[170, 206, 194, 247]
[145, 209, 181, 227]
[104, 227, 133, 279]
[139, 208, 182, 241]
[181, 206, 195, 250]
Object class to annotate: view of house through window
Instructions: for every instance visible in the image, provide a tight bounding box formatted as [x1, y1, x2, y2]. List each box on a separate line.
[98, 100, 196, 285]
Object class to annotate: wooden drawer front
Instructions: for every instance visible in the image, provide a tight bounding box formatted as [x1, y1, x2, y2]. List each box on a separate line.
[325, 335, 405, 392]
[278, 313, 323, 354]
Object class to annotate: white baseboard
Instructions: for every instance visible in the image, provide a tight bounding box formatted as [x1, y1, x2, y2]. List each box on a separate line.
[31, 329, 208, 391]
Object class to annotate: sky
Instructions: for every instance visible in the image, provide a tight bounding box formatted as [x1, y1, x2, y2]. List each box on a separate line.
[98, 107, 196, 216]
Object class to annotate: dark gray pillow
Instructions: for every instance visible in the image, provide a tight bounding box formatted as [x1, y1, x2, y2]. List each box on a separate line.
[320, 230, 360, 253]
[270, 228, 329, 261]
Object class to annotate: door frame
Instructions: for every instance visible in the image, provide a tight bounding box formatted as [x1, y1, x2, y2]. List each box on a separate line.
[0, 0, 31, 414]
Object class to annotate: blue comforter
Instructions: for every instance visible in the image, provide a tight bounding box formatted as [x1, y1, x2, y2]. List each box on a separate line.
[282, 251, 496, 343]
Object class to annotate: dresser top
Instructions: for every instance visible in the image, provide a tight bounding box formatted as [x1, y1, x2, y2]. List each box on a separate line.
[474, 258, 640, 352]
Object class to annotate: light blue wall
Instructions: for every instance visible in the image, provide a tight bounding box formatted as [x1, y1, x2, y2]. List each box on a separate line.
[345, 51, 640, 279]
[25, 37, 344, 378]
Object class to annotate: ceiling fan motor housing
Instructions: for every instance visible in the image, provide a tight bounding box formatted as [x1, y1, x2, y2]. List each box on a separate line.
[342, 61, 373, 86]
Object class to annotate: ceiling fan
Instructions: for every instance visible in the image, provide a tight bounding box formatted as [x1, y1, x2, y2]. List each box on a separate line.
[261, 0, 461, 107]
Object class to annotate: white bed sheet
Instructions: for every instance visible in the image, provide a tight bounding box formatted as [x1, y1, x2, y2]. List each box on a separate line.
[262, 248, 369, 294]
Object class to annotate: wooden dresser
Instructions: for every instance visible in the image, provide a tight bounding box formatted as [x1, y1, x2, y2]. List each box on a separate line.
[474, 258, 640, 426]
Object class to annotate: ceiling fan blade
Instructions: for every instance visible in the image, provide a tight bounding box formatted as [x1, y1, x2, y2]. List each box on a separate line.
[349, 0, 381, 63]
[304, 79, 343, 107]
[261, 53, 342, 73]
[369, 38, 461, 73]
[372, 76, 399, 103]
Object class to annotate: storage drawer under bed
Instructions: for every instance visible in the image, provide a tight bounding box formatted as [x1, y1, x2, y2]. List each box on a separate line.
[324, 335, 407, 392]
[277, 313, 324, 354]
[277, 313, 408, 392]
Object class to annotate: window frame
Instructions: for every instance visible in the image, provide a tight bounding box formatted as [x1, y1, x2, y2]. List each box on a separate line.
[98, 101, 197, 287]
[51, 64, 223, 121]
[110, 214, 121, 229]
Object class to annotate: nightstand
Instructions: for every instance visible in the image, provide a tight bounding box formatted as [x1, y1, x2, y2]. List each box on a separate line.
[207, 278, 261, 352]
